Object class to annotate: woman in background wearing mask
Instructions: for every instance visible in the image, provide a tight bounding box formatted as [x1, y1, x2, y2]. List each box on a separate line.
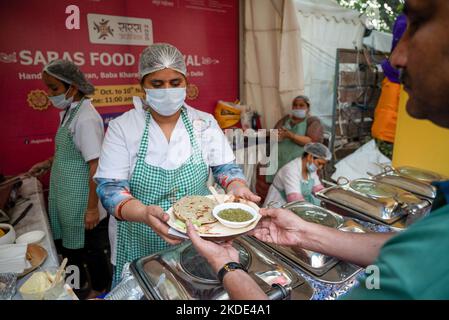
[94, 43, 260, 285]
[265, 96, 324, 184]
[28, 59, 111, 299]
[263, 143, 331, 207]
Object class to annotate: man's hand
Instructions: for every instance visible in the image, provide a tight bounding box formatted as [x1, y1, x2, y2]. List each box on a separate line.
[143, 205, 184, 245]
[85, 208, 100, 230]
[249, 208, 307, 247]
[227, 181, 261, 204]
[187, 221, 240, 273]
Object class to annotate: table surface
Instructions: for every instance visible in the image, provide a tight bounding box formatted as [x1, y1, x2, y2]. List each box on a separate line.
[10, 177, 60, 299]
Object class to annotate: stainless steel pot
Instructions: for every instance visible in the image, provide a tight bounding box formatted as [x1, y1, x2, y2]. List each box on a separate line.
[316, 177, 431, 230]
[254, 202, 364, 284]
[130, 236, 314, 300]
[370, 165, 444, 200]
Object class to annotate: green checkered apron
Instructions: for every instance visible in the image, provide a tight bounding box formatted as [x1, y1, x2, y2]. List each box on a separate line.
[114, 107, 210, 283]
[274, 171, 319, 205]
[266, 117, 307, 183]
[48, 98, 89, 249]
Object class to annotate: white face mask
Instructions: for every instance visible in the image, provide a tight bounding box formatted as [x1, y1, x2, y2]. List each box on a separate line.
[49, 87, 74, 110]
[144, 87, 186, 116]
[291, 109, 307, 119]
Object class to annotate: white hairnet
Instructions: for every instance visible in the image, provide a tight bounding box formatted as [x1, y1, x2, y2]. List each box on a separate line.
[304, 143, 332, 161]
[43, 59, 95, 95]
[139, 43, 187, 80]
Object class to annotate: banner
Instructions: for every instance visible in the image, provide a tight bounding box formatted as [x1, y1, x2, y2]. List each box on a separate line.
[0, 0, 239, 175]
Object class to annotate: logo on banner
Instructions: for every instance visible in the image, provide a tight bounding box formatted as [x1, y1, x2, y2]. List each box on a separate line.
[27, 90, 50, 111]
[93, 19, 114, 40]
[186, 84, 199, 100]
[0, 52, 17, 63]
[87, 14, 153, 46]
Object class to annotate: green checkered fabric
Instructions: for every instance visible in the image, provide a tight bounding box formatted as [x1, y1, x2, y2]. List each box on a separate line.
[48, 99, 89, 249]
[114, 108, 210, 282]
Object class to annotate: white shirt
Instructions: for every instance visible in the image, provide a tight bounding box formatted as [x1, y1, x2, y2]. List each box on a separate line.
[95, 97, 235, 266]
[95, 97, 235, 180]
[59, 98, 107, 220]
[263, 158, 321, 207]
[59, 98, 105, 162]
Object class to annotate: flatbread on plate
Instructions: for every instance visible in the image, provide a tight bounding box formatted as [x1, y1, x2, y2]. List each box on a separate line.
[173, 195, 218, 225]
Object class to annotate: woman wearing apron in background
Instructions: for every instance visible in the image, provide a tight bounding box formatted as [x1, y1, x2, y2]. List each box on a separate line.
[263, 143, 331, 207]
[94, 43, 260, 285]
[28, 60, 111, 299]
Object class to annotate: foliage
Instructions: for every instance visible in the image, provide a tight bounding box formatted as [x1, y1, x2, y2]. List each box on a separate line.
[336, 0, 404, 32]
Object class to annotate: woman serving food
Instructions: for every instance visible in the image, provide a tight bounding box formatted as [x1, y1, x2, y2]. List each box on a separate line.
[94, 43, 260, 284]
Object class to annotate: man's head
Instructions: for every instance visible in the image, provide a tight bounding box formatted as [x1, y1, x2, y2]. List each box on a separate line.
[390, 0, 449, 129]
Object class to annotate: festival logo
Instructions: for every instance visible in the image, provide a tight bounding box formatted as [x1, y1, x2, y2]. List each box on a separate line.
[0, 52, 17, 63]
[27, 90, 50, 111]
[186, 83, 199, 100]
[93, 19, 114, 40]
[87, 14, 153, 46]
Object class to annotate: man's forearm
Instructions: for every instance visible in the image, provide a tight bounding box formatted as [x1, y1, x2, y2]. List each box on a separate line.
[209, 258, 267, 300]
[299, 222, 396, 267]
[222, 270, 268, 300]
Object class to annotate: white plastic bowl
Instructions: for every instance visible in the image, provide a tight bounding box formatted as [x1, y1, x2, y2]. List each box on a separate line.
[213, 203, 258, 229]
[0, 223, 16, 245]
[15, 230, 46, 245]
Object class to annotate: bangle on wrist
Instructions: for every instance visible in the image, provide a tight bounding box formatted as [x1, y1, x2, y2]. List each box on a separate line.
[226, 179, 247, 191]
[116, 197, 136, 221]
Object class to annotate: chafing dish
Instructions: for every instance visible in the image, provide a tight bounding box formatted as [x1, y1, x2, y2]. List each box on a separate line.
[371, 165, 445, 200]
[255, 202, 364, 284]
[130, 236, 314, 300]
[316, 178, 431, 230]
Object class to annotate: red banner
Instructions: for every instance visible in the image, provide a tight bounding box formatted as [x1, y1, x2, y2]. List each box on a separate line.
[0, 0, 239, 175]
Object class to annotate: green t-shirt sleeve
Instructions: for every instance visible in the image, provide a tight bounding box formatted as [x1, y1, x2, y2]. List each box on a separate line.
[340, 204, 449, 300]
[340, 262, 411, 300]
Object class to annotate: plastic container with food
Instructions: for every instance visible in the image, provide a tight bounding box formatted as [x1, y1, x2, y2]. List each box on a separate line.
[19, 267, 65, 300]
[0, 223, 16, 245]
[212, 203, 258, 229]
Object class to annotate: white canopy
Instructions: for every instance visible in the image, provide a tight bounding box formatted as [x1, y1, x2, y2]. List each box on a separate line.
[242, 0, 391, 128]
[295, 0, 365, 128]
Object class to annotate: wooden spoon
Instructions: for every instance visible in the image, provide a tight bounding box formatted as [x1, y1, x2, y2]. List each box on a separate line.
[53, 258, 68, 285]
[208, 185, 224, 204]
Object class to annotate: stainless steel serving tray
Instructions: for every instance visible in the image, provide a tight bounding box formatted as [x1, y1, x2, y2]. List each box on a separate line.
[316, 178, 431, 230]
[255, 202, 364, 284]
[130, 236, 314, 300]
[371, 166, 443, 200]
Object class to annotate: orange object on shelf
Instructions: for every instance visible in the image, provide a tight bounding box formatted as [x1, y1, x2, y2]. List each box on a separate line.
[371, 78, 401, 143]
[215, 100, 242, 129]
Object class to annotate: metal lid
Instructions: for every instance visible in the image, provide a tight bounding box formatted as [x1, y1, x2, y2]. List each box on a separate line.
[282, 202, 344, 228]
[396, 166, 443, 183]
[349, 180, 397, 199]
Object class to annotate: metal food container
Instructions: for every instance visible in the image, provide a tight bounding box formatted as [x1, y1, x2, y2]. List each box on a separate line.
[130, 236, 314, 300]
[316, 178, 431, 230]
[371, 166, 444, 200]
[254, 202, 364, 284]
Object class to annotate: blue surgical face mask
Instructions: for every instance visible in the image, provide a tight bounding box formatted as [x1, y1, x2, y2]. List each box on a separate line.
[49, 87, 74, 110]
[307, 161, 318, 173]
[291, 109, 307, 119]
[144, 87, 186, 116]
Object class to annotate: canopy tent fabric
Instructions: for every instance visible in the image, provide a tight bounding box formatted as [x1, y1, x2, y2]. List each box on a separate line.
[244, 0, 305, 129]
[242, 0, 391, 129]
[295, 0, 365, 128]
[363, 29, 393, 53]
[295, 0, 361, 23]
